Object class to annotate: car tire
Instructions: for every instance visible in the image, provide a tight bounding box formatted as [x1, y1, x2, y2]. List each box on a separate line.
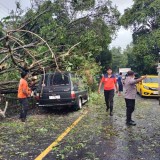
[74, 97, 82, 111]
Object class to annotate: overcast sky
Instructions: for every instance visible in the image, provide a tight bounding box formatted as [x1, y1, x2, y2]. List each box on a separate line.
[0, 0, 133, 50]
[110, 0, 133, 50]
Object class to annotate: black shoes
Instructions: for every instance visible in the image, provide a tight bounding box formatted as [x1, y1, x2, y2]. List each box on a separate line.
[126, 121, 136, 126]
[106, 108, 113, 116]
[21, 118, 26, 122]
[106, 108, 109, 112]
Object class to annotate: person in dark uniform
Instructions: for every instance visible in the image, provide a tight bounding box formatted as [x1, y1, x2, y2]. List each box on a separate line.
[124, 71, 146, 126]
[117, 72, 123, 96]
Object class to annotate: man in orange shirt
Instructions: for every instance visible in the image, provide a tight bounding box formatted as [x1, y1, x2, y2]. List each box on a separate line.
[18, 72, 31, 122]
[98, 67, 118, 116]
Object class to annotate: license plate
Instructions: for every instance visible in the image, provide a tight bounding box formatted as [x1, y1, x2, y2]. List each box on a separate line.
[49, 95, 60, 99]
[153, 91, 158, 95]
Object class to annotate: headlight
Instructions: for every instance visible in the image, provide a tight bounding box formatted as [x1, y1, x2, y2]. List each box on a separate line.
[143, 86, 150, 90]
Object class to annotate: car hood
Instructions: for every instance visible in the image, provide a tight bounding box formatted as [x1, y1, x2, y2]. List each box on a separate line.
[143, 83, 158, 88]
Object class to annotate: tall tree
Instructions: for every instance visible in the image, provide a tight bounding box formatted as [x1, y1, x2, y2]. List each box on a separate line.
[111, 47, 128, 72]
[120, 0, 160, 74]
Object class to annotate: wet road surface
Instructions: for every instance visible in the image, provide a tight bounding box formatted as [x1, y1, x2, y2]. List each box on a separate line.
[0, 93, 160, 160]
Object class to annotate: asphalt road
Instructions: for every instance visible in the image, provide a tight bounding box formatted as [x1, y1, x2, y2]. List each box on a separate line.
[0, 93, 160, 160]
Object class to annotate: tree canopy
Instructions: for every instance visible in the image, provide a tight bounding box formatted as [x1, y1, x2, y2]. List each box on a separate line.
[0, 0, 120, 92]
[120, 0, 160, 74]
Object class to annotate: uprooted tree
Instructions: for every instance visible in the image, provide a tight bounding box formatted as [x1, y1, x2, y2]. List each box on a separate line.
[0, 0, 120, 91]
[0, 0, 120, 117]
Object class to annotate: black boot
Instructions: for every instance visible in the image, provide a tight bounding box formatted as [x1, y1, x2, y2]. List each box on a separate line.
[106, 107, 109, 112]
[126, 121, 136, 126]
[21, 118, 26, 122]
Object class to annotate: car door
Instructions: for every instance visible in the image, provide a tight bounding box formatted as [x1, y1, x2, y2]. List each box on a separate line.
[48, 72, 72, 104]
[76, 76, 88, 101]
[136, 82, 140, 93]
[38, 74, 53, 105]
[136, 77, 143, 93]
[39, 72, 72, 105]
[138, 80, 143, 94]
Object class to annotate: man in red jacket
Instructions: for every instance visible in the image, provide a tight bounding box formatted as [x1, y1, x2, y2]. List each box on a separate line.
[98, 67, 118, 116]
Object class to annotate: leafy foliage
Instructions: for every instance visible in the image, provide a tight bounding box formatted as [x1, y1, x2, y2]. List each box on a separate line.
[111, 47, 128, 73]
[120, 0, 160, 74]
[0, 0, 120, 84]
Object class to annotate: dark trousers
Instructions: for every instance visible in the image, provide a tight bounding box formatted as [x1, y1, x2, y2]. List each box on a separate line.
[104, 89, 115, 112]
[19, 98, 29, 120]
[118, 84, 123, 92]
[125, 99, 135, 122]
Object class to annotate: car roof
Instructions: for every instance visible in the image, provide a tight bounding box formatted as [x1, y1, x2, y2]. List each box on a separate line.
[43, 72, 70, 76]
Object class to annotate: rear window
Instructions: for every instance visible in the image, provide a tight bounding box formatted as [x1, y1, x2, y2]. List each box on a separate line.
[50, 73, 69, 85]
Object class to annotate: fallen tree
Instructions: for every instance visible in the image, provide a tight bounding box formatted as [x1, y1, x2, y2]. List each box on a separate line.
[0, 0, 120, 117]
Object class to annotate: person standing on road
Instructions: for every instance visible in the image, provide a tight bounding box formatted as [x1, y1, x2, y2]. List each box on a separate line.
[98, 67, 118, 116]
[18, 72, 31, 122]
[124, 71, 146, 126]
[117, 72, 123, 96]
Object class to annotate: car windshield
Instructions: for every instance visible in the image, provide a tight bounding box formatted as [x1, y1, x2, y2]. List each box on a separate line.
[143, 77, 158, 83]
[50, 72, 69, 85]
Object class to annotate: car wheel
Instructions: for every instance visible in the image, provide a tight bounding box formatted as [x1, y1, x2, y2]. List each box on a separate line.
[74, 97, 82, 111]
